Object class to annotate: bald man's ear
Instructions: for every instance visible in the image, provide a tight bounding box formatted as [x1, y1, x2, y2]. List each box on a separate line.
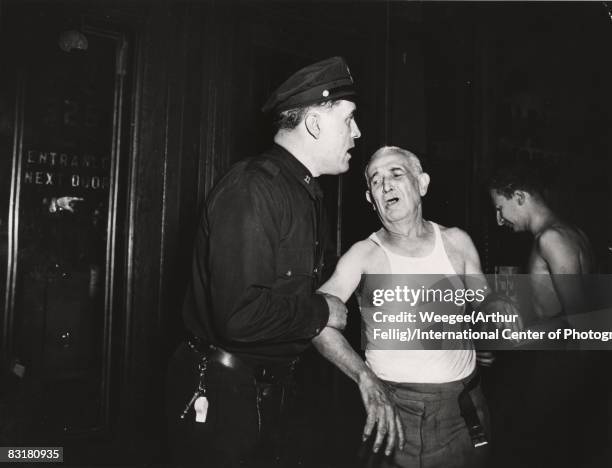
[365, 190, 375, 210]
[304, 112, 320, 139]
[514, 190, 526, 205]
[418, 173, 430, 196]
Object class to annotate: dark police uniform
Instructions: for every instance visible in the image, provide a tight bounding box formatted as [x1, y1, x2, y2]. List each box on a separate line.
[166, 56, 356, 467]
[183, 144, 328, 361]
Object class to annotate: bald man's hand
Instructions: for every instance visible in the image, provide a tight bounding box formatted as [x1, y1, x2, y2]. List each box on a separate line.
[358, 367, 405, 456]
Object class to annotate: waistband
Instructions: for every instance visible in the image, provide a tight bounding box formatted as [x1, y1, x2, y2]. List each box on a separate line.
[185, 337, 298, 383]
[382, 367, 479, 397]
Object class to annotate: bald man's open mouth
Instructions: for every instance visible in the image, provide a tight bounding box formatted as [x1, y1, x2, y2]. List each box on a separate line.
[385, 196, 399, 207]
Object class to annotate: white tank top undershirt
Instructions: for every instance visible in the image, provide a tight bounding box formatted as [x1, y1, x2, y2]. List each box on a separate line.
[364, 221, 475, 383]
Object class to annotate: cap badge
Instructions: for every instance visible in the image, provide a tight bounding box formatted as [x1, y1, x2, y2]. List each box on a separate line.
[346, 64, 354, 83]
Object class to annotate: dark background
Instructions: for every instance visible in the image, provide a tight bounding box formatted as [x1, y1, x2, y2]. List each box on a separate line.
[0, 1, 611, 466]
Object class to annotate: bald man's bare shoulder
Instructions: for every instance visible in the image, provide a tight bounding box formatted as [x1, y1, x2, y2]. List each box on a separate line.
[437, 224, 471, 250]
[342, 236, 390, 274]
[436, 223, 480, 274]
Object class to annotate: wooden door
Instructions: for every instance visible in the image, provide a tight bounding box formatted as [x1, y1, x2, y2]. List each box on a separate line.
[1, 6, 129, 441]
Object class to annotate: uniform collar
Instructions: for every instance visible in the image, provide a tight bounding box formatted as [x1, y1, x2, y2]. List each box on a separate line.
[269, 143, 323, 199]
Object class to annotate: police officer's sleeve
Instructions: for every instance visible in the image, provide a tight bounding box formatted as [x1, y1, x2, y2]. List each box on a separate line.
[206, 172, 329, 344]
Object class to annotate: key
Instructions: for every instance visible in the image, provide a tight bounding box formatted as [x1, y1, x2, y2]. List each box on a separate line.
[180, 391, 201, 419]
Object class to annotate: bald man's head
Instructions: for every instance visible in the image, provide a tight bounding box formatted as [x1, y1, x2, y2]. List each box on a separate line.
[364, 146, 423, 188]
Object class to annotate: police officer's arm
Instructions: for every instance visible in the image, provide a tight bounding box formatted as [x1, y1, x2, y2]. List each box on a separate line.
[207, 171, 331, 343]
[314, 242, 404, 455]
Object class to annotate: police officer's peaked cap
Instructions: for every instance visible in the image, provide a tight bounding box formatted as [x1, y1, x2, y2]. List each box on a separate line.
[262, 56, 356, 114]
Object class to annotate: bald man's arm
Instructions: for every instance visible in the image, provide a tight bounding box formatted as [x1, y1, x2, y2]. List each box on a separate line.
[315, 243, 368, 386]
[314, 242, 404, 455]
[445, 228, 486, 282]
[449, 228, 522, 348]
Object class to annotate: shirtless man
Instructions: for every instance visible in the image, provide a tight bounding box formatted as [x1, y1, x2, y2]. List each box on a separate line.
[488, 162, 596, 468]
[313, 146, 491, 468]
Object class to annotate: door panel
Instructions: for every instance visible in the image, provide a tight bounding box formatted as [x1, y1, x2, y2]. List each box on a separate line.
[1, 8, 127, 439]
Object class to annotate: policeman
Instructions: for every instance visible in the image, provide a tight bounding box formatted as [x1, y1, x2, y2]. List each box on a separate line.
[167, 56, 361, 467]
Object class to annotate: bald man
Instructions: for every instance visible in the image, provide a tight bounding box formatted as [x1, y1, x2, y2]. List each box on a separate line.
[313, 146, 492, 468]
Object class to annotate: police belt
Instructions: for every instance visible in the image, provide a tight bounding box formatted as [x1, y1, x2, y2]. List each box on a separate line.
[186, 337, 297, 383]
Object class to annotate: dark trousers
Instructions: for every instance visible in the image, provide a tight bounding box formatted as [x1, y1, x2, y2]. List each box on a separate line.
[359, 372, 490, 468]
[165, 342, 297, 468]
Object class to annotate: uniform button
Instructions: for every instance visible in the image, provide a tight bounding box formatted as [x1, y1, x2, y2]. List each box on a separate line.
[315, 241, 319, 246]
[314, 328, 321, 334]
[313, 267, 318, 274]
[286, 270, 292, 277]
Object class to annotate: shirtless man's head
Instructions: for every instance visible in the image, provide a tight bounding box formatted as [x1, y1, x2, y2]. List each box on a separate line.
[488, 162, 551, 235]
[489, 164, 556, 235]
